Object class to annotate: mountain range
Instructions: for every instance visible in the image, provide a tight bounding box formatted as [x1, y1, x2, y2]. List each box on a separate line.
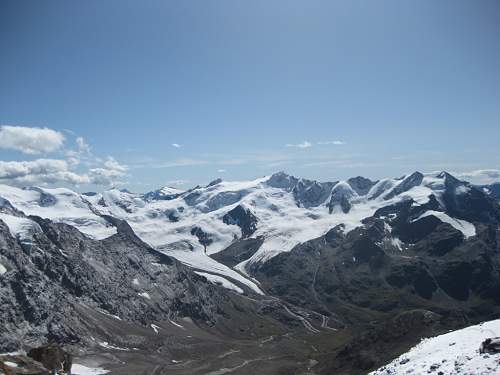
[1, 170, 499, 374]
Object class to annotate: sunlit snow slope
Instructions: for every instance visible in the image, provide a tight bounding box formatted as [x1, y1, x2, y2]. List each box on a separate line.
[370, 319, 500, 375]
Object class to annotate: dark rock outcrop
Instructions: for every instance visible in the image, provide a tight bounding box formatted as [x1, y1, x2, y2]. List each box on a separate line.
[328, 182, 355, 213]
[27, 345, 72, 374]
[348, 176, 377, 196]
[222, 205, 258, 237]
[384, 172, 424, 200]
[0, 214, 230, 351]
[211, 237, 264, 268]
[266, 172, 336, 208]
[254, 186, 500, 328]
[190, 226, 213, 249]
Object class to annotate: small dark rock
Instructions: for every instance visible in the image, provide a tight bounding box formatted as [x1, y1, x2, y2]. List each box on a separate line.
[479, 337, 500, 354]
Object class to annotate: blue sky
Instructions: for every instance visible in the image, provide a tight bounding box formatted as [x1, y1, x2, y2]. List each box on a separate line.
[1, 0, 499, 191]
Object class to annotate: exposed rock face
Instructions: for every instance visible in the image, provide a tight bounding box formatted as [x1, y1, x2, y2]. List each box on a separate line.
[204, 191, 249, 213]
[28, 187, 57, 208]
[267, 172, 336, 208]
[0, 214, 229, 351]
[292, 180, 336, 208]
[481, 183, 500, 200]
[206, 178, 223, 187]
[143, 188, 183, 202]
[210, 237, 264, 268]
[384, 172, 424, 200]
[254, 189, 500, 327]
[347, 176, 376, 196]
[190, 226, 213, 249]
[222, 205, 258, 237]
[441, 174, 500, 224]
[27, 345, 72, 373]
[265, 171, 299, 190]
[328, 182, 356, 213]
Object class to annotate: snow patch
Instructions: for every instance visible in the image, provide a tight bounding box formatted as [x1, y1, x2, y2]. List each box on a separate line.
[0, 185, 116, 240]
[138, 292, 151, 300]
[151, 324, 160, 334]
[0, 263, 6, 275]
[98, 342, 129, 351]
[0, 213, 40, 239]
[194, 271, 244, 294]
[167, 249, 263, 294]
[168, 319, 185, 329]
[98, 309, 122, 321]
[455, 185, 471, 195]
[414, 210, 476, 238]
[391, 237, 403, 251]
[72, 363, 109, 375]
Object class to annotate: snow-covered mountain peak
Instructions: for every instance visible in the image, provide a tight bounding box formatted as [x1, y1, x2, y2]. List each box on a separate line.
[0, 171, 489, 295]
[265, 171, 300, 190]
[347, 175, 377, 195]
[206, 178, 223, 187]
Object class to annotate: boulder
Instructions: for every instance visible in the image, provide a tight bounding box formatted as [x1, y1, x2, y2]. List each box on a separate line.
[27, 345, 72, 374]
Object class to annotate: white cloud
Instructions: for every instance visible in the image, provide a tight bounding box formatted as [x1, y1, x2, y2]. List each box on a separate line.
[453, 169, 500, 185]
[0, 125, 129, 188]
[317, 140, 346, 145]
[103, 156, 128, 173]
[88, 167, 127, 186]
[217, 169, 227, 173]
[87, 156, 128, 186]
[0, 125, 65, 155]
[172, 143, 182, 148]
[286, 141, 312, 149]
[0, 159, 89, 185]
[0, 157, 130, 187]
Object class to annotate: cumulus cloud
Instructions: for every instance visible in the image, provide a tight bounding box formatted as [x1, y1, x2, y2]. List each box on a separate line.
[103, 156, 128, 173]
[454, 169, 500, 185]
[172, 143, 182, 148]
[87, 167, 127, 186]
[0, 159, 89, 185]
[0, 125, 65, 155]
[286, 141, 312, 149]
[317, 140, 346, 145]
[0, 125, 129, 187]
[0, 157, 130, 187]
